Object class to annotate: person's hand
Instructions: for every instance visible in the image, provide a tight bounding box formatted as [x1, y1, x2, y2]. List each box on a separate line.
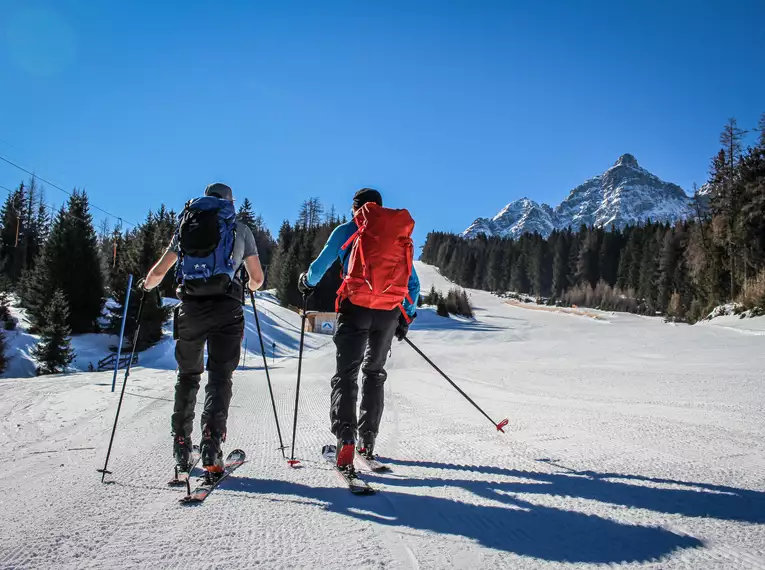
[137, 277, 152, 291]
[395, 312, 416, 341]
[298, 272, 314, 296]
[248, 278, 260, 292]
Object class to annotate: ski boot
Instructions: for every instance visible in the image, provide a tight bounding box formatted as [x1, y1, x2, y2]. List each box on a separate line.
[200, 427, 224, 474]
[336, 437, 356, 469]
[173, 434, 193, 471]
[357, 433, 376, 461]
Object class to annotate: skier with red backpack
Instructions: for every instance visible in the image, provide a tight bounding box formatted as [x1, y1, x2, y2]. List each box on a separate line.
[298, 188, 420, 468]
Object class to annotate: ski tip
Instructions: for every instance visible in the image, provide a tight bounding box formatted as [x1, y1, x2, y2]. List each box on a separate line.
[496, 418, 509, 433]
[350, 488, 376, 495]
[179, 497, 202, 506]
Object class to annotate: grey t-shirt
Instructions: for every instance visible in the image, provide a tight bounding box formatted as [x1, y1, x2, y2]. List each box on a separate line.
[170, 220, 258, 270]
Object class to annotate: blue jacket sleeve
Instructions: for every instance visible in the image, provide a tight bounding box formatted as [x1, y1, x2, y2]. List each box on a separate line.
[305, 223, 355, 287]
[403, 265, 420, 317]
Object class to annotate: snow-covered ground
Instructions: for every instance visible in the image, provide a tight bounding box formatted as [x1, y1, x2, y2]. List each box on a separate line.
[1, 262, 763, 569]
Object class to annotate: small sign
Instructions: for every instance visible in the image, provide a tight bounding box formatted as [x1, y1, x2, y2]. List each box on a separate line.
[321, 321, 334, 332]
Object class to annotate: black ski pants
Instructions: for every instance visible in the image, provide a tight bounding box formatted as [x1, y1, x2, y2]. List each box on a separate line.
[171, 296, 243, 441]
[331, 300, 399, 442]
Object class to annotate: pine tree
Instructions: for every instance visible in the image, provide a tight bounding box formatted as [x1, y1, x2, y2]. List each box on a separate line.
[0, 183, 26, 283]
[576, 229, 600, 288]
[24, 191, 105, 333]
[31, 289, 75, 375]
[238, 198, 275, 285]
[656, 227, 680, 312]
[56, 191, 105, 332]
[238, 198, 257, 228]
[277, 241, 299, 307]
[509, 250, 529, 293]
[637, 226, 662, 312]
[711, 119, 748, 300]
[599, 227, 622, 287]
[627, 228, 644, 291]
[105, 209, 172, 351]
[551, 231, 569, 298]
[269, 220, 293, 294]
[739, 145, 765, 274]
[0, 178, 49, 286]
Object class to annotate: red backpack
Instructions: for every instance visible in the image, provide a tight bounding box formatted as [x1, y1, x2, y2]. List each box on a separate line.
[337, 203, 415, 314]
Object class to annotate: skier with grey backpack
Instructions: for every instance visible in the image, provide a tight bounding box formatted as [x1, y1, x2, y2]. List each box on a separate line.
[143, 183, 264, 484]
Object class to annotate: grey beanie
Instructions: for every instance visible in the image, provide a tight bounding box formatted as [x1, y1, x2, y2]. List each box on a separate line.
[205, 182, 233, 201]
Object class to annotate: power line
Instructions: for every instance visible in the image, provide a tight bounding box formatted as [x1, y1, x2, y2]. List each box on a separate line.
[0, 154, 136, 227]
[0, 182, 101, 228]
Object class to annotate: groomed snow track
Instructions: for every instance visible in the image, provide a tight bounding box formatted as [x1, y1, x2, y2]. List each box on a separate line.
[1, 263, 764, 569]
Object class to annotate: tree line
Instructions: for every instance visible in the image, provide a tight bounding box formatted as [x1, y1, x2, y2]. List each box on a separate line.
[421, 116, 765, 323]
[0, 185, 347, 375]
[0, 188, 279, 374]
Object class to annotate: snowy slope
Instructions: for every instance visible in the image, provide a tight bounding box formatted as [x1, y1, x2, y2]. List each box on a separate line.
[1, 263, 764, 569]
[1, 291, 323, 378]
[463, 154, 691, 238]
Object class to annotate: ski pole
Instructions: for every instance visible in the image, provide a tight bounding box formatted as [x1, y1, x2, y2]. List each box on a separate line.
[98, 288, 148, 482]
[249, 291, 287, 457]
[403, 337, 509, 433]
[288, 294, 309, 466]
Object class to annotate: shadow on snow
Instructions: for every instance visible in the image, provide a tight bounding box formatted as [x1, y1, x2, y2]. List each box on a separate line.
[383, 457, 765, 525]
[222, 462, 708, 565]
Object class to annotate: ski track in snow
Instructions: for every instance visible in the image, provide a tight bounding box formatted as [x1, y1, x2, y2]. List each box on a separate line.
[1, 262, 764, 569]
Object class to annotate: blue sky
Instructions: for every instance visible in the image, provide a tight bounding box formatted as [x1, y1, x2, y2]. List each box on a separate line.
[1, 0, 764, 250]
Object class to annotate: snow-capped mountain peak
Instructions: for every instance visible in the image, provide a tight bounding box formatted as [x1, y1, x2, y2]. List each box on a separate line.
[463, 154, 690, 239]
[464, 197, 555, 239]
[613, 153, 640, 168]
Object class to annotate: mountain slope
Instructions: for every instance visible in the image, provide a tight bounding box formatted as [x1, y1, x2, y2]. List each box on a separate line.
[464, 198, 555, 239]
[464, 154, 691, 238]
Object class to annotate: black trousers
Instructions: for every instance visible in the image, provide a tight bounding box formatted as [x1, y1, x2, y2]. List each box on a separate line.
[331, 300, 399, 441]
[171, 296, 243, 440]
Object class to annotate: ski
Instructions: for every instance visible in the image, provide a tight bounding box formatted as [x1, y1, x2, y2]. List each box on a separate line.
[180, 449, 246, 505]
[168, 445, 201, 487]
[321, 444, 375, 495]
[355, 449, 391, 473]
